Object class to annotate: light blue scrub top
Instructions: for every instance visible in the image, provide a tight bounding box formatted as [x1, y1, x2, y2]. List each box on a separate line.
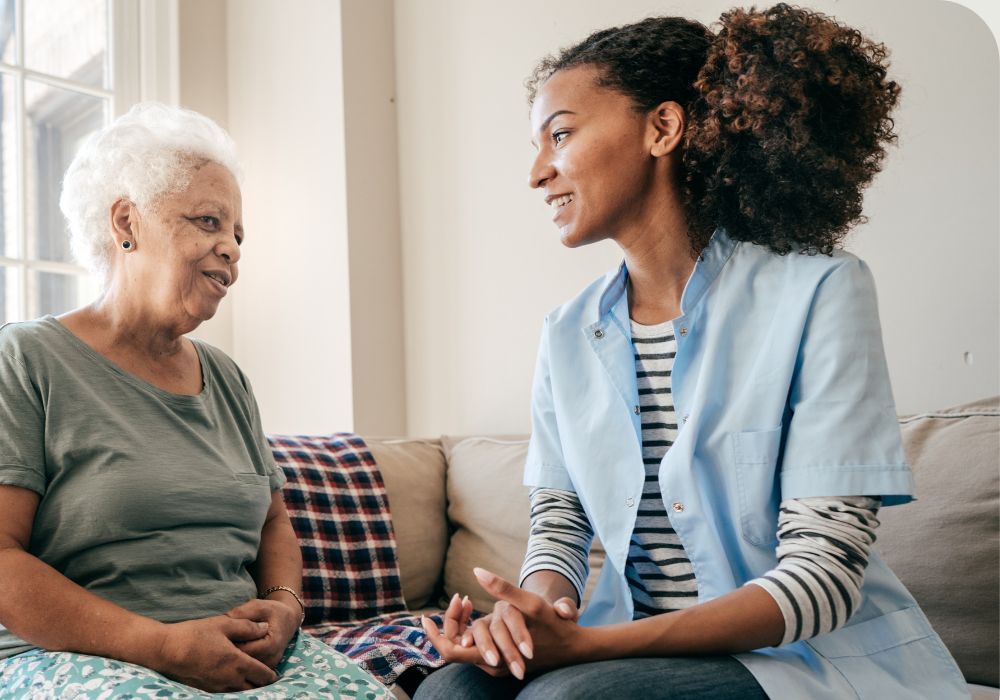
[524, 230, 968, 699]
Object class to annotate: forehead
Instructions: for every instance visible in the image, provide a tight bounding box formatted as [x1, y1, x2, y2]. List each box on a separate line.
[176, 161, 242, 209]
[530, 64, 628, 133]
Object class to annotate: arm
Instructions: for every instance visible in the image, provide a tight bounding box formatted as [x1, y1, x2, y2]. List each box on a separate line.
[228, 491, 304, 668]
[0, 485, 276, 691]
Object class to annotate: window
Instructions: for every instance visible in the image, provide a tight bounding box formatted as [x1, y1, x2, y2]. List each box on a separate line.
[0, 0, 127, 323]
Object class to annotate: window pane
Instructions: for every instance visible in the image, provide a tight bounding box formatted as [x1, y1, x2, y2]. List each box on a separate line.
[0, 72, 15, 258]
[26, 269, 93, 318]
[0, 264, 18, 323]
[25, 80, 106, 263]
[25, 0, 107, 88]
[0, 0, 14, 65]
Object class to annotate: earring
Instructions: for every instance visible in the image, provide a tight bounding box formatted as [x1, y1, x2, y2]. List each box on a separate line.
[121, 240, 133, 251]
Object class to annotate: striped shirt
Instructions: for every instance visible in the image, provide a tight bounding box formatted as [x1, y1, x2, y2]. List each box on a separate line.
[520, 318, 881, 644]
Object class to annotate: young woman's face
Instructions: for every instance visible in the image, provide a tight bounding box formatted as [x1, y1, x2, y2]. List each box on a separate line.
[528, 65, 660, 248]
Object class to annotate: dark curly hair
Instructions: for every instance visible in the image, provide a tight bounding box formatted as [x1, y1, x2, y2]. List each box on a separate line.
[526, 4, 901, 256]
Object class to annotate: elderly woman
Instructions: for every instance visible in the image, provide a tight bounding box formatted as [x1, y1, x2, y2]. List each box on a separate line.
[0, 103, 388, 698]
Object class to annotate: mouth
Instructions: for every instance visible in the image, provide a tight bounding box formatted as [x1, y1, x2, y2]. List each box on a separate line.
[546, 193, 574, 222]
[203, 270, 231, 292]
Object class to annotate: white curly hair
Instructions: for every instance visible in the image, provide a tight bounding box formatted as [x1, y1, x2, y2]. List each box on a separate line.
[59, 102, 242, 286]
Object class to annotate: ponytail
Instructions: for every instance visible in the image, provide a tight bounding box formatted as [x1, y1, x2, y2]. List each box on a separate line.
[683, 4, 901, 255]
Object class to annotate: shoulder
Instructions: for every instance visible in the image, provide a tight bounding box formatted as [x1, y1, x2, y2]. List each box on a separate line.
[0, 317, 62, 365]
[191, 339, 252, 394]
[726, 243, 876, 300]
[543, 265, 622, 330]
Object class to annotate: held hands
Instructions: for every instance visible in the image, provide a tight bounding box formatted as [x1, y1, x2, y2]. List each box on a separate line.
[155, 615, 278, 692]
[422, 568, 582, 680]
[226, 597, 301, 669]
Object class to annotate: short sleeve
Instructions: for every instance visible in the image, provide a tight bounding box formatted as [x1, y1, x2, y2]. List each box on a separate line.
[780, 259, 913, 505]
[0, 350, 46, 495]
[524, 317, 575, 492]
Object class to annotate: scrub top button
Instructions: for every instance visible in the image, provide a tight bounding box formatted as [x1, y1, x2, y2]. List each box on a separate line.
[594, 329, 605, 339]
[679, 326, 688, 336]
[672, 502, 685, 513]
[625, 497, 635, 507]
[634, 405, 641, 415]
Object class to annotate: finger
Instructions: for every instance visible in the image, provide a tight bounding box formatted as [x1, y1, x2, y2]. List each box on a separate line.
[224, 617, 270, 643]
[239, 650, 279, 688]
[488, 612, 526, 680]
[474, 568, 544, 617]
[227, 599, 271, 621]
[422, 616, 482, 664]
[443, 593, 462, 639]
[461, 596, 474, 628]
[553, 596, 580, 621]
[499, 605, 534, 660]
[471, 619, 502, 670]
[476, 662, 512, 678]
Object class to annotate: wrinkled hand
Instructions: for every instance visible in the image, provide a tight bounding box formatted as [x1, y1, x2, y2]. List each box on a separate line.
[155, 615, 278, 692]
[423, 568, 579, 680]
[226, 598, 300, 669]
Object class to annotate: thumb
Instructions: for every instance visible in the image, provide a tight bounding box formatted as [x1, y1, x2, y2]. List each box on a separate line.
[553, 596, 580, 621]
[223, 616, 270, 643]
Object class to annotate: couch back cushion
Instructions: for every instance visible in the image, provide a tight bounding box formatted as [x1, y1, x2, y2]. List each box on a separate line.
[366, 437, 449, 610]
[442, 436, 606, 612]
[269, 434, 407, 624]
[875, 397, 999, 687]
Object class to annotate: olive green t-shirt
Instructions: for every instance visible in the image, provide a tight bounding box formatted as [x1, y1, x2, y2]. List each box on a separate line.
[0, 316, 285, 659]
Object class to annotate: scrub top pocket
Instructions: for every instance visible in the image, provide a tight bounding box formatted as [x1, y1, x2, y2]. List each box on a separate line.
[731, 427, 783, 548]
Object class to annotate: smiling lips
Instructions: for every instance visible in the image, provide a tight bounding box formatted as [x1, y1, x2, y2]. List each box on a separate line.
[203, 270, 231, 293]
[547, 193, 574, 222]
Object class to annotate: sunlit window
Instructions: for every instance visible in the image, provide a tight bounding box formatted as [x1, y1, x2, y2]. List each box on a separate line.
[0, 0, 112, 323]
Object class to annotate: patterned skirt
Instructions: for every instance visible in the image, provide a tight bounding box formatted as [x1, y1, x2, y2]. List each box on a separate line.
[0, 630, 391, 699]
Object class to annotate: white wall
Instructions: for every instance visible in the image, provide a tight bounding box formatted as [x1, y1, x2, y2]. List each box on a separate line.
[225, 0, 355, 434]
[394, 0, 1000, 435]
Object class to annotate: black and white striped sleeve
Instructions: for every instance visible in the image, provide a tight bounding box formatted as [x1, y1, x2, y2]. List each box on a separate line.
[519, 487, 594, 603]
[748, 496, 881, 645]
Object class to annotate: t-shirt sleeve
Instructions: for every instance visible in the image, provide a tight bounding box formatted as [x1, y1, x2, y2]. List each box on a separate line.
[780, 259, 913, 505]
[524, 317, 574, 492]
[0, 350, 46, 495]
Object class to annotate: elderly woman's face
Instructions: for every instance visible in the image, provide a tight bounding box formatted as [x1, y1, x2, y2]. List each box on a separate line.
[132, 161, 243, 324]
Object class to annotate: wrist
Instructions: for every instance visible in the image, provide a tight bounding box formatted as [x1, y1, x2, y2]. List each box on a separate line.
[125, 618, 172, 672]
[260, 585, 305, 626]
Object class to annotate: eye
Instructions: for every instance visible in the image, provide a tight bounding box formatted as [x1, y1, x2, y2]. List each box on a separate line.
[199, 216, 220, 229]
[552, 130, 570, 145]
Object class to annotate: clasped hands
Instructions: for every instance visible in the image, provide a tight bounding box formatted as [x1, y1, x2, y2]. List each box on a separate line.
[422, 568, 584, 680]
[155, 597, 300, 692]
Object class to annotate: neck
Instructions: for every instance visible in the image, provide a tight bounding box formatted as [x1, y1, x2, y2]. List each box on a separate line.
[615, 192, 699, 324]
[86, 287, 193, 359]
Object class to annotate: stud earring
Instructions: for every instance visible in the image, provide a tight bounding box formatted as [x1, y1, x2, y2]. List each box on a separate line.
[121, 240, 133, 250]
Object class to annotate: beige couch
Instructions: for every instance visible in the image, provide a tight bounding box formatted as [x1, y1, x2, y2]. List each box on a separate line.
[367, 397, 999, 698]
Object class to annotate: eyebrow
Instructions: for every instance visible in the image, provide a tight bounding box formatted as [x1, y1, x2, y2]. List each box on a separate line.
[531, 109, 576, 146]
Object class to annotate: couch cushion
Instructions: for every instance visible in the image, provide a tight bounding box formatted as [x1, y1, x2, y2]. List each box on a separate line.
[270, 433, 407, 624]
[875, 397, 999, 687]
[367, 437, 449, 610]
[442, 436, 606, 613]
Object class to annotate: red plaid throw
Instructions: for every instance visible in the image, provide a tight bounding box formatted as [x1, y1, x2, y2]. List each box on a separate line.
[270, 433, 464, 687]
[269, 433, 408, 624]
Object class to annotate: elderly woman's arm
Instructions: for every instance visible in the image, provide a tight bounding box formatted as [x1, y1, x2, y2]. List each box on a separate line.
[227, 491, 304, 668]
[0, 485, 278, 692]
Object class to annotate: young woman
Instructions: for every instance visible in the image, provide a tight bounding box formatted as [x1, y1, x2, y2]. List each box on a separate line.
[420, 5, 968, 699]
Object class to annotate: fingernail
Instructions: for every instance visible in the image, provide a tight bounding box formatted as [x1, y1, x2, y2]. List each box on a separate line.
[461, 636, 472, 647]
[451, 592, 460, 605]
[462, 595, 470, 606]
[473, 567, 494, 584]
[259, 622, 269, 630]
[485, 650, 499, 667]
[557, 602, 572, 615]
[518, 642, 533, 659]
[510, 661, 525, 680]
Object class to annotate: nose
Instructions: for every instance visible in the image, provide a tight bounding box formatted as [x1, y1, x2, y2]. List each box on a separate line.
[217, 231, 241, 265]
[528, 148, 556, 189]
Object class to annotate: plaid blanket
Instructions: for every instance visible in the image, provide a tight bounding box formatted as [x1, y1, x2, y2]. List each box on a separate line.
[269, 433, 454, 686]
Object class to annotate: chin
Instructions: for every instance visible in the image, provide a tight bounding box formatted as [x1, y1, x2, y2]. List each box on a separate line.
[559, 225, 603, 249]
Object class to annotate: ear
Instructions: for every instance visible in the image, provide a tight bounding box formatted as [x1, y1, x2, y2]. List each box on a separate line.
[648, 101, 686, 158]
[110, 198, 138, 249]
